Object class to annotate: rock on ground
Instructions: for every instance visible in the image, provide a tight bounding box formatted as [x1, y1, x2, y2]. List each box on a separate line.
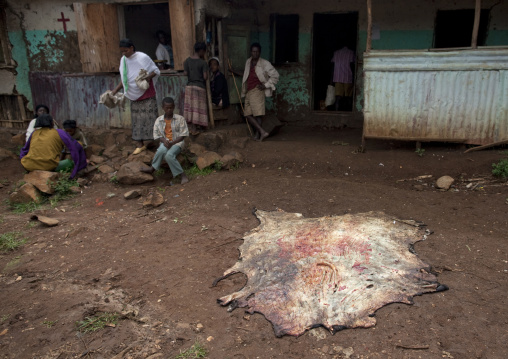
[98, 165, 115, 174]
[194, 132, 225, 152]
[10, 133, 25, 146]
[436, 175, 455, 190]
[9, 183, 41, 204]
[143, 192, 164, 207]
[89, 155, 105, 164]
[24, 171, 59, 194]
[31, 215, 59, 227]
[117, 162, 154, 185]
[88, 144, 105, 156]
[221, 151, 244, 169]
[127, 151, 154, 165]
[124, 190, 141, 200]
[196, 151, 222, 170]
[187, 143, 207, 157]
[103, 145, 120, 159]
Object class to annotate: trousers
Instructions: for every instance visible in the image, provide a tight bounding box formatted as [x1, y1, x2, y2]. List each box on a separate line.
[152, 143, 184, 177]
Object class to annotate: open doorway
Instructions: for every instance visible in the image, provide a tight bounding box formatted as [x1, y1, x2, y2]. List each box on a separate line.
[312, 12, 358, 112]
[122, 3, 172, 66]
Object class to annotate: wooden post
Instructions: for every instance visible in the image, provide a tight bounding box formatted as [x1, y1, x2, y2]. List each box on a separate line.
[212, 18, 216, 57]
[471, 0, 481, 49]
[366, 0, 373, 53]
[217, 20, 224, 69]
[203, 21, 215, 128]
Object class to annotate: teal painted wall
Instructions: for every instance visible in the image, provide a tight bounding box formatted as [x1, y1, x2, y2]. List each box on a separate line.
[358, 30, 434, 51]
[8, 29, 80, 110]
[486, 30, 508, 46]
[8, 31, 32, 106]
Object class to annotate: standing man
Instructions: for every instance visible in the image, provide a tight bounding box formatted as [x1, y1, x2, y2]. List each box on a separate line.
[155, 30, 174, 69]
[230, 43, 279, 141]
[141, 97, 189, 184]
[331, 44, 356, 111]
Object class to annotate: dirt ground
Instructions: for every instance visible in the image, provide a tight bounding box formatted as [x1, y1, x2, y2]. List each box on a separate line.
[0, 127, 507, 359]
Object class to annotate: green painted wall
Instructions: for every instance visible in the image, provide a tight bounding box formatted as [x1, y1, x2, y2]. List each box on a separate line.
[8, 31, 32, 106]
[486, 30, 508, 46]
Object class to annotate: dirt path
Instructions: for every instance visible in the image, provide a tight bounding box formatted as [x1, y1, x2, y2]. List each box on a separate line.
[0, 127, 507, 359]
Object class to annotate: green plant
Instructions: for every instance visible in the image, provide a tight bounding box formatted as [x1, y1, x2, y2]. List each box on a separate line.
[14, 145, 23, 157]
[109, 175, 119, 183]
[184, 164, 214, 179]
[0, 232, 27, 252]
[230, 162, 241, 171]
[4, 256, 22, 271]
[43, 320, 57, 328]
[76, 312, 118, 333]
[213, 160, 223, 171]
[26, 221, 38, 229]
[415, 148, 425, 157]
[51, 176, 79, 203]
[1, 314, 10, 323]
[175, 342, 207, 359]
[9, 200, 43, 213]
[492, 158, 508, 179]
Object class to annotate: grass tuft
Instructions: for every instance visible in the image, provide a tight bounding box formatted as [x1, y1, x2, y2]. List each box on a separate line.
[184, 165, 215, 179]
[492, 158, 508, 179]
[175, 342, 207, 359]
[9, 200, 43, 213]
[76, 312, 118, 333]
[0, 232, 27, 252]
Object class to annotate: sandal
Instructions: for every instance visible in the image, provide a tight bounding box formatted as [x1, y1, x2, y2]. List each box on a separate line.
[132, 146, 146, 155]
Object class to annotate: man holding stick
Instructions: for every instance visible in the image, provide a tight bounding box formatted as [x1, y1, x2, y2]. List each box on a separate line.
[230, 43, 279, 141]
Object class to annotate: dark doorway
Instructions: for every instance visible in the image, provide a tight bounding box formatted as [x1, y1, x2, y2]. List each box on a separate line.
[434, 9, 490, 48]
[312, 12, 358, 112]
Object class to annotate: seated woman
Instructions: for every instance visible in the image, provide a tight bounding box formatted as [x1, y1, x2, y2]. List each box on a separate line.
[209, 57, 230, 108]
[20, 114, 87, 178]
[25, 104, 58, 143]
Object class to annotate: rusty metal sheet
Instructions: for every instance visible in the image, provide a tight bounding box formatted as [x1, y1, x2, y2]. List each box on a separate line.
[363, 49, 508, 145]
[29, 72, 187, 129]
[215, 210, 446, 337]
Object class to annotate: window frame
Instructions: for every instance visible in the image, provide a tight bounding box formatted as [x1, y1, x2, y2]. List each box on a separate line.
[270, 13, 299, 65]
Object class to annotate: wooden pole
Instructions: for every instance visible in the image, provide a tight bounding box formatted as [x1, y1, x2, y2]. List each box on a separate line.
[217, 20, 224, 69]
[471, 0, 481, 49]
[228, 58, 253, 137]
[366, 0, 373, 53]
[203, 20, 215, 128]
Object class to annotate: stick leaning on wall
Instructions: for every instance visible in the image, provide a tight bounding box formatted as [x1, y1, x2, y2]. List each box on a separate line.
[228, 59, 253, 136]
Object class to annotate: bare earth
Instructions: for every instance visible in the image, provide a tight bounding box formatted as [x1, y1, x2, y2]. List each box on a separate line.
[0, 127, 507, 359]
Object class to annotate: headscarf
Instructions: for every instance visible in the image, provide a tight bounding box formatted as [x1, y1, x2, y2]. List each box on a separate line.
[34, 114, 54, 128]
[63, 120, 77, 129]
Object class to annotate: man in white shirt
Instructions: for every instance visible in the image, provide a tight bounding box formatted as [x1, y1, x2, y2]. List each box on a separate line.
[155, 30, 174, 69]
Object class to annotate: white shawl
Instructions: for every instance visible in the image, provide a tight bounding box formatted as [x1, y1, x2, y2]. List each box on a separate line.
[119, 52, 160, 101]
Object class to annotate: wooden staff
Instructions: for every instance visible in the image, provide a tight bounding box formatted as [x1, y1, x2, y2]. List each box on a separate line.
[366, 0, 373, 52]
[471, 0, 482, 48]
[203, 23, 215, 128]
[228, 58, 253, 136]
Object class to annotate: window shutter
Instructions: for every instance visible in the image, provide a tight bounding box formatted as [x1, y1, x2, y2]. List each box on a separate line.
[74, 3, 121, 72]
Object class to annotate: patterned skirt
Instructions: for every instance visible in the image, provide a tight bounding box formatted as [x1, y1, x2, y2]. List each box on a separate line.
[183, 85, 209, 127]
[131, 96, 158, 141]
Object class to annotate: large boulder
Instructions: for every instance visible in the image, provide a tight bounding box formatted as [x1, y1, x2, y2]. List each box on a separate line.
[24, 171, 59, 194]
[194, 132, 225, 152]
[127, 150, 154, 165]
[117, 162, 154, 185]
[9, 183, 41, 204]
[196, 151, 222, 170]
[187, 143, 207, 157]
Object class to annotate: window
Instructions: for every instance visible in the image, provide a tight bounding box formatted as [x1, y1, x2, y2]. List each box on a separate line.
[271, 14, 299, 64]
[0, 4, 11, 66]
[434, 9, 490, 48]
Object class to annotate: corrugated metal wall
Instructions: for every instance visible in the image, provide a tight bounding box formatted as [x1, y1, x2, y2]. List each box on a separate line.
[363, 49, 508, 145]
[29, 72, 187, 129]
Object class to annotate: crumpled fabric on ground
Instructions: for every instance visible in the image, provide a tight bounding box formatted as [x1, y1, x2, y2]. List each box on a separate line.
[99, 91, 126, 109]
[135, 69, 150, 90]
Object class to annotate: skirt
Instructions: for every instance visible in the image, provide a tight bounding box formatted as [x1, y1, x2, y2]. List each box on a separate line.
[131, 96, 158, 141]
[183, 85, 209, 127]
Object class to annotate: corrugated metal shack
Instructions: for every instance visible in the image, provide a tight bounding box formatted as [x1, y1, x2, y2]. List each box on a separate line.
[29, 72, 187, 129]
[363, 49, 508, 145]
[362, 0, 508, 146]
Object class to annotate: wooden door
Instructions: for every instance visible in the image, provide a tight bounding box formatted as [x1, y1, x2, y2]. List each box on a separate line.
[74, 3, 121, 72]
[168, 0, 195, 71]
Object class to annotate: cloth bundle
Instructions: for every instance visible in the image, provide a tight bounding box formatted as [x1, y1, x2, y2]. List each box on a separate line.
[99, 91, 126, 109]
[135, 69, 150, 90]
[325, 85, 335, 107]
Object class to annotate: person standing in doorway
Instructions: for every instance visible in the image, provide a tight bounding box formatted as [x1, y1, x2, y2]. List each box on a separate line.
[155, 30, 174, 69]
[331, 44, 356, 111]
[111, 39, 160, 155]
[230, 43, 279, 141]
[183, 42, 209, 135]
